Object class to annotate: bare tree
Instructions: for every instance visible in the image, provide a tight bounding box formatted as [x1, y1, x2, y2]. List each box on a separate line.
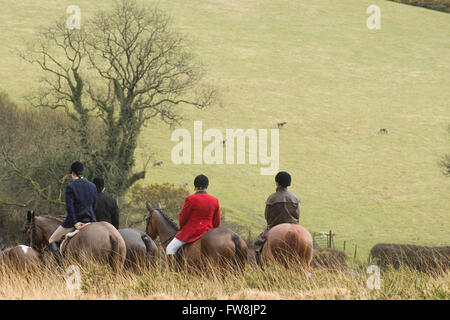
[22, 0, 216, 197]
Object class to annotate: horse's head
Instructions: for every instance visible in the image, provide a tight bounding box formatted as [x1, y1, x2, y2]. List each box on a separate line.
[145, 201, 162, 240]
[20, 210, 48, 252]
[20, 210, 35, 246]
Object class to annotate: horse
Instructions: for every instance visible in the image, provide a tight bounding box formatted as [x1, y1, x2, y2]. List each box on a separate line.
[21, 210, 126, 271]
[0, 244, 41, 271]
[145, 202, 247, 271]
[261, 223, 313, 271]
[118, 228, 158, 270]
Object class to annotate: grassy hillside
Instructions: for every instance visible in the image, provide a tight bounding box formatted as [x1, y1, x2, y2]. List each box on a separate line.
[0, 0, 449, 257]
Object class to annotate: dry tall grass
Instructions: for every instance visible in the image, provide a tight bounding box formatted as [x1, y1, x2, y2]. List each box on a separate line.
[0, 258, 448, 300]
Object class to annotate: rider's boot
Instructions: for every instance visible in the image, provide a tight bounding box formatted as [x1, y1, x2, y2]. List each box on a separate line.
[48, 242, 62, 267]
[255, 250, 263, 267]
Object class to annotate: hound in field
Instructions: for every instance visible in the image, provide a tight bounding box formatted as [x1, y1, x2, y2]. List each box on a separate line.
[379, 128, 388, 134]
[277, 121, 287, 129]
[153, 161, 163, 167]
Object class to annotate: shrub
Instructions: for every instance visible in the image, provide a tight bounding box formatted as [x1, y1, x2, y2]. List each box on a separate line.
[311, 248, 349, 271]
[129, 183, 189, 219]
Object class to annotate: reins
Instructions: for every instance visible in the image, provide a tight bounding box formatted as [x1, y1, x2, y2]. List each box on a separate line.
[146, 208, 177, 247]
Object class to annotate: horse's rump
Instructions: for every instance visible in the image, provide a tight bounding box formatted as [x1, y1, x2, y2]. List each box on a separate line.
[119, 228, 158, 269]
[62, 222, 126, 270]
[181, 227, 248, 268]
[1, 245, 41, 270]
[263, 223, 313, 268]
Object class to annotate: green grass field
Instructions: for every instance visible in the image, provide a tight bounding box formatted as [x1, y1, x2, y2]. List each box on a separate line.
[0, 0, 449, 257]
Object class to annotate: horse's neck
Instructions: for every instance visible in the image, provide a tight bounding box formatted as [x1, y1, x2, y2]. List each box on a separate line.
[37, 218, 61, 241]
[155, 212, 178, 248]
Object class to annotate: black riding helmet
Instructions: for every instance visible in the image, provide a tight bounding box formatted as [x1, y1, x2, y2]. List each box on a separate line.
[93, 177, 105, 193]
[194, 174, 209, 189]
[275, 171, 291, 188]
[70, 161, 84, 176]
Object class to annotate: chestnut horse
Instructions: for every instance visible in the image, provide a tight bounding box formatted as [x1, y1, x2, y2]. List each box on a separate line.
[0, 244, 41, 271]
[261, 223, 313, 271]
[21, 210, 126, 271]
[145, 202, 247, 270]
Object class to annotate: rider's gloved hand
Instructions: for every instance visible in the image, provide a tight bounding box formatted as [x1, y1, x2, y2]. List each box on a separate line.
[74, 222, 86, 230]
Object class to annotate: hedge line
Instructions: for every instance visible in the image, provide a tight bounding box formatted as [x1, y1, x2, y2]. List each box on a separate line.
[388, 0, 450, 13]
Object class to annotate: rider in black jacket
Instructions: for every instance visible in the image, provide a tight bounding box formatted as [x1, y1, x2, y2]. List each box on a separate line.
[93, 177, 119, 229]
[48, 161, 98, 264]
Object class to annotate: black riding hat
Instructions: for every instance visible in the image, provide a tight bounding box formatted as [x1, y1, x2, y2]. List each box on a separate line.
[70, 161, 84, 176]
[93, 177, 104, 193]
[275, 171, 291, 188]
[194, 174, 209, 189]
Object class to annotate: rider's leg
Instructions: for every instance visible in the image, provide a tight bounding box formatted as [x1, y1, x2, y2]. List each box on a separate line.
[254, 229, 268, 266]
[166, 237, 186, 270]
[48, 226, 74, 243]
[166, 237, 186, 255]
[48, 226, 74, 266]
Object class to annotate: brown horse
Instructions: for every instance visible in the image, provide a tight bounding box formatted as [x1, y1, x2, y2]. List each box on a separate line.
[21, 210, 126, 271]
[145, 202, 247, 270]
[261, 223, 313, 271]
[0, 245, 41, 271]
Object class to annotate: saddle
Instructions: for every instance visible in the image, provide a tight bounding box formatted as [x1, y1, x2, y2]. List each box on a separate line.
[60, 223, 91, 254]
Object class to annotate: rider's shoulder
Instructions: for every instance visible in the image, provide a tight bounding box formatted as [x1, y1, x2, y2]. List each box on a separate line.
[66, 180, 76, 190]
[286, 191, 300, 203]
[266, 189, 300, 204]
[190, 192, 218, 201]
[66, 179, 96, 190]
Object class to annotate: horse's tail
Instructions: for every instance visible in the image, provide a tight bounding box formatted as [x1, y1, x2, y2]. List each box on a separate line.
[141, 234, 156, 265]
[285, 230, 312, 270]
[231, 232, 245, 270]
[109, 233, 124, 272]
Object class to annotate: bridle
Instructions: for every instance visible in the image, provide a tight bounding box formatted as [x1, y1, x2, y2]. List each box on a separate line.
[145, 210, 153, 233]
[21, 213, 36, 250]
[145, 208, 175, 247]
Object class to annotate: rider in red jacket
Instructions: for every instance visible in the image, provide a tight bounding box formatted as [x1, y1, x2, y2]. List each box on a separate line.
[166, 174, 220, 256]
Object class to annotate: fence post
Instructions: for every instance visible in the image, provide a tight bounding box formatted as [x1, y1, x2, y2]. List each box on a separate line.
[354, 244, 358, 259]
[328, 230, 331, 248]
[330, 230, 335, 249]
[343, 240, 346, 252]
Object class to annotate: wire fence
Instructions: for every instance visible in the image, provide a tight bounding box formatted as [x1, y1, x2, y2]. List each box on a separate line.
[312, 230, 359, 259]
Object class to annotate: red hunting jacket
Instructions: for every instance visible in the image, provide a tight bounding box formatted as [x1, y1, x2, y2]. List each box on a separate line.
[175, 190, 221, 243]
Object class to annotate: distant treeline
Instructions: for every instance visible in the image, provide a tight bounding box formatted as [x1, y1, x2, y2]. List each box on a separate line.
[388, 0, 450, 13]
